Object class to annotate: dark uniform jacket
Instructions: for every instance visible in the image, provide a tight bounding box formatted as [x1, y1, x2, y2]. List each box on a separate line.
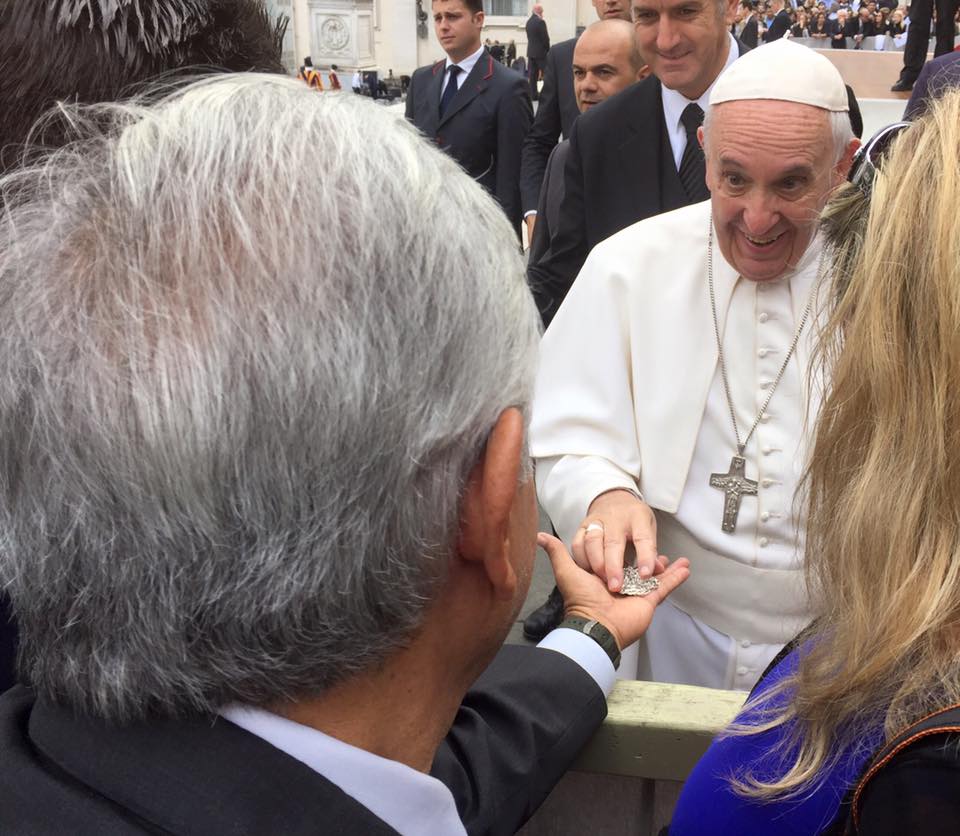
[406, 50, 533, 233]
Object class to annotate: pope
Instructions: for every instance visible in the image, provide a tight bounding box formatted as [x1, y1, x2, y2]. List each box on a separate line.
[530, 40, 861, 689]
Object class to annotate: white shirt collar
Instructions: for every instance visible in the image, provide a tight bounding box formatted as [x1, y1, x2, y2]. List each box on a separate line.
[219, 705, 466, 836]
[445, 44, 485, 79]
[661, 32, 740, 139]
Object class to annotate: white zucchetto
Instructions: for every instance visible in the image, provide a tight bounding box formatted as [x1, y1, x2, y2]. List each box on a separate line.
[711, 39, 849, 112]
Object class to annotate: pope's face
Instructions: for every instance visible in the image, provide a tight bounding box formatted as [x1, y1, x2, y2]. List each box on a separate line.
[704, 100, 852, 282]
[632, 0, 738, 99]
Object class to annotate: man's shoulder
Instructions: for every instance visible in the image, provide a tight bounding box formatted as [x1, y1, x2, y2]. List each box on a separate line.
[575, 75, 660, 136]
[489, 57, 526, 88]
[0, 687, 133, 831]
[551, 37, 577, 62]
[411, 61, 444, 84]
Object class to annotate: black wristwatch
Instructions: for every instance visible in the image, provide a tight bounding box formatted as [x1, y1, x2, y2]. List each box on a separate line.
[558, 617, 621, 670]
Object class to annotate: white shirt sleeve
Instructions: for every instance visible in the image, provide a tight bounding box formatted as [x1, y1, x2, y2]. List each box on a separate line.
[537, 627, 617, 697]
[530, 244, 644, 544]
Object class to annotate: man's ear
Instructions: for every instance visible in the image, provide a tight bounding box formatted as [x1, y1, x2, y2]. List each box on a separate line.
[457, 408, 525, 599]
[833, 137, 861, 186]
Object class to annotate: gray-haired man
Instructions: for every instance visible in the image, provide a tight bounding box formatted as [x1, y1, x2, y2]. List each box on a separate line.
[0, 76, 687, 834]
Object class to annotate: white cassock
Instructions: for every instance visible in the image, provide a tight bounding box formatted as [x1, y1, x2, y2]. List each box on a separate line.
[530, 199, 826, 691]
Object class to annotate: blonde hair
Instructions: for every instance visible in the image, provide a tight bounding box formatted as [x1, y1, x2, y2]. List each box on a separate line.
[730, 90, 960, 799]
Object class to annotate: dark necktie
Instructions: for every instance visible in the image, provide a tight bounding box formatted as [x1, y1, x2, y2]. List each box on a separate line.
[678, 103, 710, 203]
[439, 65, 462, 118]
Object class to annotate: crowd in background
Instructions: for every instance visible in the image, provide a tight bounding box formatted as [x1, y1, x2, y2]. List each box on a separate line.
[735, 0, 960, 43]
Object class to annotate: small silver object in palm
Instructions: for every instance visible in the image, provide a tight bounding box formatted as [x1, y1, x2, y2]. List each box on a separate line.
[619, 567, 660, 597]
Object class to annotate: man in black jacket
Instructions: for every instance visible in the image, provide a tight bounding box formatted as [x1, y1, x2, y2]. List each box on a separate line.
[526, 0, 746, 327]
[891, 0, 960, 91]
[526, 4, 551, 100]
[762, 0, 791, 40]
[519, 0, 633, 244]
[735, 0, 760, 48]
[407, 0, 532, 234]
[829, 8, 854, 47]
[0, 76, 688, 835]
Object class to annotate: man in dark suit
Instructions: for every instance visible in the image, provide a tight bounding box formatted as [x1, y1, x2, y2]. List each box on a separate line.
[526, 3, 551, 100]
[0, 0, 289, 696]
[762, 0, 791, 40]
[0, 75, 689, 834]
[520, 0, 632, 245]
[735, 0, 760, 48]
[526, 0, 746, 328]
[891, 0, 960, 91]
[829, 9, 854, 47]
[406, 0, 532, 234]
[528, 20, 648, 279]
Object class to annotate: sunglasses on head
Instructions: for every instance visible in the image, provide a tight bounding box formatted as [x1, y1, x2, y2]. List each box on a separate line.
[849, 121, 911, 194]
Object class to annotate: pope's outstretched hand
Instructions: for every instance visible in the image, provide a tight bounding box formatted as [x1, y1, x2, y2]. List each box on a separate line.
[539, 532, 689, 652]
[571, 488, 665, 593]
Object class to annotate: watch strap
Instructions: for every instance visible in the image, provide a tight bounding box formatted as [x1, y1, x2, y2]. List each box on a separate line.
[558, 616, 621, 670]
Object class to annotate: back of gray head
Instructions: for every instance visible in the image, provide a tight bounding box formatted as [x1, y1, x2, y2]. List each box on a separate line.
[0, 74, 540, 721]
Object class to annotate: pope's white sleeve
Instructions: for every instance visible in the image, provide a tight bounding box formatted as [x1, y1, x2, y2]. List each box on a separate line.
[529, 243, 643, 546]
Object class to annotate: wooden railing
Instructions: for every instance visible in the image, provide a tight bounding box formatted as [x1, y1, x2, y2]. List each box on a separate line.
[519, 681, 746, 836]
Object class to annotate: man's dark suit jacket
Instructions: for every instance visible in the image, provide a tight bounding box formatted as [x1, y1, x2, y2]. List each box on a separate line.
[527, 139, 569, 277]
[526, 39, 750, 326]
[763, 8, 791, 41]
[525, 13, 550, 60]
[519, 36, 580, 213]
[0, 644, 606, 835]
[406, 51, 532, 233]
[738, 13, 760, 47]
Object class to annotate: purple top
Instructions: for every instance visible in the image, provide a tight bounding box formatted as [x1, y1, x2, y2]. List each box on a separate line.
[669, 648, 884, 835]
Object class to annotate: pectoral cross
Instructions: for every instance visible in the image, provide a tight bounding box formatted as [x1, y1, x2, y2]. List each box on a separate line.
[709, 454, 758, 534]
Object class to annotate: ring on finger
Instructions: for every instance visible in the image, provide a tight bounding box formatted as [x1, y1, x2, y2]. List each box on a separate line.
[585, 522, 603, 533]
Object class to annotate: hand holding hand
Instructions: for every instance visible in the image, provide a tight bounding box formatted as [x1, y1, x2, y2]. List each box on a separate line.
[571, 489, 660, 593]
[540, 532, 689, 652]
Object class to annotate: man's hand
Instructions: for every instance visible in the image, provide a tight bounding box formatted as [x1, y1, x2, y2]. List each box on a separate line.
[524, 214, 536, 246]
[539, 533, 689, 652]
[571, 489, 658, 592]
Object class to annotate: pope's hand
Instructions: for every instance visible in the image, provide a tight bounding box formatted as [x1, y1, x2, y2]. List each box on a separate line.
[540, 532, 690, 651]
[571, 489, 662, 592]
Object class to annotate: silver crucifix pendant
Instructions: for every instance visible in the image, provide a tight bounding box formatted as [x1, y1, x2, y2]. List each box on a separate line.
[709, 454, 759, 533]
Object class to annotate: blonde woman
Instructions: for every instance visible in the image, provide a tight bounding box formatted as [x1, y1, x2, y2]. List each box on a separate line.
[666, 90, 960, 835]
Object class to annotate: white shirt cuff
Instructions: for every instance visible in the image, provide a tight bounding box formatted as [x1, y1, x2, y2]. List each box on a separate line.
[537, 627, 617, 697]
[523, 210, 538, 219]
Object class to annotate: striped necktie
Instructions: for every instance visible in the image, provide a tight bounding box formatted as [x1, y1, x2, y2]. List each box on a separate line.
[678, 103, 710, 203]
[439, 65, 462, 118]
